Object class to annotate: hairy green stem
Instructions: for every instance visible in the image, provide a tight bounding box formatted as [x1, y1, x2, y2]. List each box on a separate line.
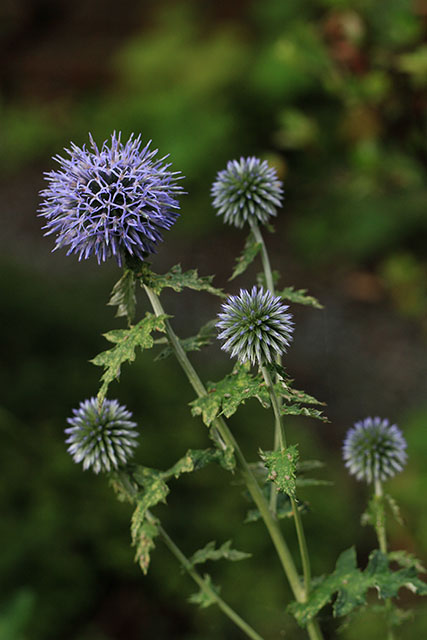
[249, 220, 275, 294]
[143, 283, 324, 640]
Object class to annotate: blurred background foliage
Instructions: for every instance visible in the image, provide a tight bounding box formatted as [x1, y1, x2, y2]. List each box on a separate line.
[1, 0, 427, 638]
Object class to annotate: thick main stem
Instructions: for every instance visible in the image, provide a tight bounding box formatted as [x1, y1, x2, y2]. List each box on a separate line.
[374, 481, 395, 640]
[143, 284, 323, 640]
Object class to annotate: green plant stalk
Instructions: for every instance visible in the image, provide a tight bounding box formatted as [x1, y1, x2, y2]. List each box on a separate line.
[142, 284, 324, 640]
[261, 365, 312, 595]
[149, 515, 265, 640]
[114, 472, 263, 640]
[249, 220, 281, 513]
[374, 480, 395, 640]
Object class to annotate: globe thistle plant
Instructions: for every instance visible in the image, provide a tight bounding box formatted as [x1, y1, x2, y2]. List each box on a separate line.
[65, 397, 139, 474]
[211, 157, 283, 228]
[343, 417, 408, 485]
[216, 286, 293, 366]
[39, 132, 183, 266]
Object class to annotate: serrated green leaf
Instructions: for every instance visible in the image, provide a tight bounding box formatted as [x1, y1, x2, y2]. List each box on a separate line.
[188, 574, 220, 609]
[245, 491, 307, 523]
[107, 269, 136, 324]
[388, 551, 426, 573]
[155, 319, 217, 361]
[385, 493, 404, 526]
[190, 363, 270, 427]
[190, 540, 251, 567]
[281, 404, 328, 422]
[140, 263, 224, 297]
[91, 313, 168, 402]
[230, 233, 261, 280]
[164, 447, 235, 480]
[289, 547, 427, 627]
[130, 469, 169, 575]
[277, 286, 323, 309]
[261, 445, 299, 499]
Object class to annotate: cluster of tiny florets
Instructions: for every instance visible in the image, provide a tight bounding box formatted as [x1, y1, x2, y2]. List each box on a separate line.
[216, 286, 293, 365]
[343, 417, 407, 484]
[65, 397, 139, 474]
[39, 132, 183, 266]
[211, 157, 283, 228]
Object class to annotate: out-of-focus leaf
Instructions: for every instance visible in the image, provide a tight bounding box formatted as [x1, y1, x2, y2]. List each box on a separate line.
[230, 233, 261, 280]
[189, 540, 251, 567]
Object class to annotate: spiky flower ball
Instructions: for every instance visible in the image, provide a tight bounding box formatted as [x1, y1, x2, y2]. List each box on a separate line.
[216, 286, 293, 365]
[65, 397, 139, 473]
[343, 417, 407, 484]
[211, 157, 283, 228]
[39, 132, 183, 266]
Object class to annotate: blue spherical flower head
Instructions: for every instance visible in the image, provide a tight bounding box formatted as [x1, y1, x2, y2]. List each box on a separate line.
[343, 417, 408, 485]
[39, 132, 183, 266]
[211, 157, 283, 228]
[216, 286, 293, 366]
[65, 397, 139, 473]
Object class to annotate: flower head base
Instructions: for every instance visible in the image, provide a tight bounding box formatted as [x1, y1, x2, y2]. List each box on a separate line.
[211, 157, 283, 228]
[65, 397, 139, 473]
[216, 286, 293, 365]
[39, 132, 183, 266]
[343, 417, 407, 485]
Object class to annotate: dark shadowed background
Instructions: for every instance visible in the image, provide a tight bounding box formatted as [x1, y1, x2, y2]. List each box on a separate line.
[1, 1, 427, 638]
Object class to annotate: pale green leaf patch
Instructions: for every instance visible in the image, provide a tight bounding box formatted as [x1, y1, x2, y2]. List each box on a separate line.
[189, 363, 270, 427]
[229, 233, 261, 280]
[107, 269, 137, 324]
[188, 574, 221, 609]
[260, 445, 299, 499]
[139, 262, 225, 297]
[91, 313, 168, 403]
[289, 547, 427, 627]
[189, 540, 251, 567]
[277, 286, 323, 309]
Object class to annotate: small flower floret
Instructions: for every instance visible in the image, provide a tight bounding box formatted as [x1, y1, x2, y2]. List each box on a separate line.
[65, 397, 139, 473]
[343, 416, 407, 484]
[39, 132, 183, 266]
[216, 286, 293, 365]
[211, 157, 283, 228]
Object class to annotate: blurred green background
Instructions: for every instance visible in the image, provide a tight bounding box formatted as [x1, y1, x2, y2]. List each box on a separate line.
[1, 0, 427, 638]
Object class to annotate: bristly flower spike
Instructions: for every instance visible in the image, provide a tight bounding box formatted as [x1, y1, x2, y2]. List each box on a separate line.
[39, 132, 183, 266]
[211, 157, 283, 228]
[343, 417, 408, 484]
[65, 397, 139, 473]
[216, 286, 293, 366]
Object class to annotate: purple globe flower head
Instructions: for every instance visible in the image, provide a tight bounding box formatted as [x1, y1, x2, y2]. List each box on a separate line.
[343, 417, 408, 485]
[211, 157, 283, 228]
[39, 132, 183, 266]
[65, 397, 139, 474]
[216, 286, 293, 366]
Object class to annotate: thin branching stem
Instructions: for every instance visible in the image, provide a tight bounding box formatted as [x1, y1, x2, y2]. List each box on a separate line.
[142, 283, 324, 640]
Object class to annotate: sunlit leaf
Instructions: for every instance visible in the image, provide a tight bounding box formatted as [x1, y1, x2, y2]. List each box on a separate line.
[260, 445, 299, 499]
[91, 313, 168, 402]
[107, 269, 137, 324]
[140, 262, 224, 297]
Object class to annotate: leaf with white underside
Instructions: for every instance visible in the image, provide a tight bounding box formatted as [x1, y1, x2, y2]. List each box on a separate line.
[91, 313, 168, 402]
